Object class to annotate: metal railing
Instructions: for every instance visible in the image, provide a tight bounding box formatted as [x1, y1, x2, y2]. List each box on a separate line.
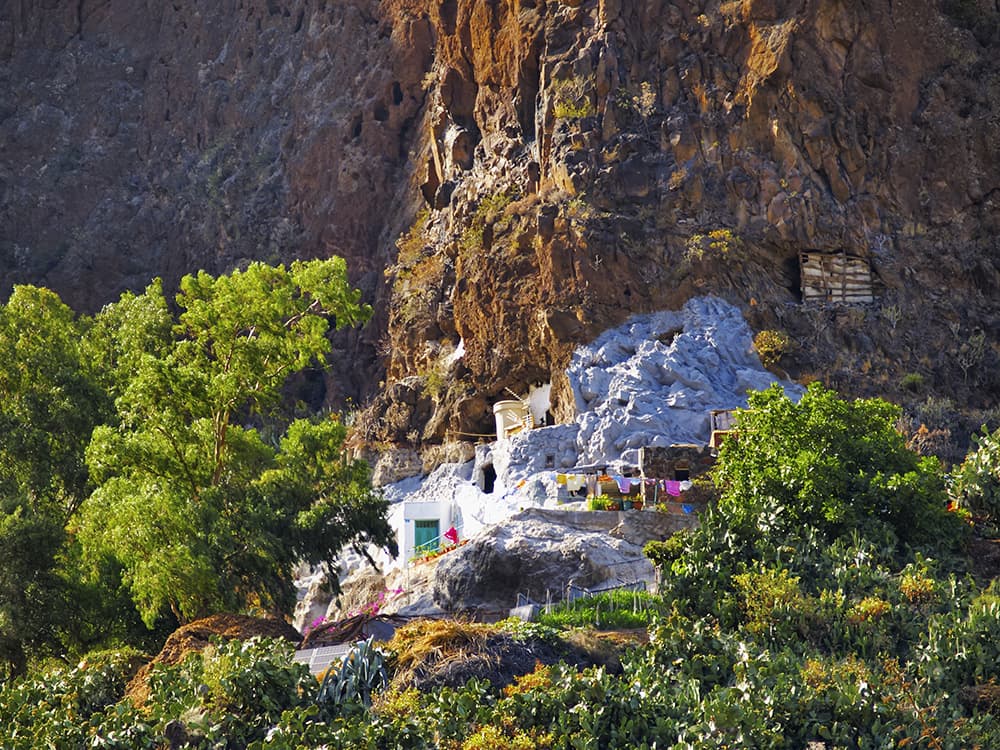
[410, 526, 463, 559]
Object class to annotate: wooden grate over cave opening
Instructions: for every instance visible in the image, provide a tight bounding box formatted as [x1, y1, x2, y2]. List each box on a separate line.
[799, 250, 874, 304]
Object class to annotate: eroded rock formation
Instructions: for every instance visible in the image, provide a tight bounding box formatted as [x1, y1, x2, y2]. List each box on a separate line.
[4, 0, 1000, 436]
[372, 0, 1000, 444]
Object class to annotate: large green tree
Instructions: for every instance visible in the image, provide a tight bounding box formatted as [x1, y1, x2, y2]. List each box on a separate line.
[714, 382, 962, 548]
[78, 259, 396, 626]
[0, 286, 108, 675]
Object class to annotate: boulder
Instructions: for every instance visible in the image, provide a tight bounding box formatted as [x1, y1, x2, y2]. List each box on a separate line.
[568, 296, 801, 467]
[431, 508, 664, 611]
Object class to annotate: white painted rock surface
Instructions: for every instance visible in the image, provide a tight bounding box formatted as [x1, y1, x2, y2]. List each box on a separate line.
[568, 296, 801, 467]
[307, 297, 802, 615]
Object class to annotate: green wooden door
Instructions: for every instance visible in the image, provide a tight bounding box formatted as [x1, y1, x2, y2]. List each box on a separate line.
[414, 519, 440, 554]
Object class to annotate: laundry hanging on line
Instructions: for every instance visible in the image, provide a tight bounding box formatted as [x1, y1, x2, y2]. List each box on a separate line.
[556, 473, 587, 492]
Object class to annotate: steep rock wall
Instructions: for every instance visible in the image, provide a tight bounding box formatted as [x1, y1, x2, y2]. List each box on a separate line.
[4, 0, 1000, 437]
[1, 0, 432, 399]
[369, 0, 1000, 445]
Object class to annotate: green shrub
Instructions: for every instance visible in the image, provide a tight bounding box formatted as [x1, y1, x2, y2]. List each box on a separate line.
[919, 592, 1000, 694]
[914, 395, 961, 434]
[733, 566, 805, 636]
[899, 372, 925, 392]
[951, 425, 1000, 532]
[684, 228, 743, 263]
[551, 76, 595, 119]
[536, 590, 666, 630]
[643, 531, 689, 572]
[394, 208, 430, 272]
[138, 637, 313, 749]
[459, 188, 518, 254]
[587, 495, 610, 511]
[496, 618, 561, 646]
[0, 647, 150, 749]
[715, 383, 965, 550]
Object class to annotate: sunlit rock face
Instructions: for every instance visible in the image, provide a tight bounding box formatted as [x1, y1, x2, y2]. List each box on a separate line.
[7, 0, 1000, 421]
[569, 296, 801, 467]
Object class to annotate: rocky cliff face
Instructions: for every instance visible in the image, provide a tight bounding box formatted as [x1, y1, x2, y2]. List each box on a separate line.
[369, 0, 1000, 448]
[1, 0, 431, 399]
[4, 0, 1000, 442]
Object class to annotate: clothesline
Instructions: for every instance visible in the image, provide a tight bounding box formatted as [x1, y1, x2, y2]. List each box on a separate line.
[555, 472, 694, 497]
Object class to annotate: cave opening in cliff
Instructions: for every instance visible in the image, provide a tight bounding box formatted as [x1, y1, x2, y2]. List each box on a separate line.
[786, 256, 802, 302]
[439, 0, 457, 34]
[482, 464, 496, 494]
[518, 64, 539, 140]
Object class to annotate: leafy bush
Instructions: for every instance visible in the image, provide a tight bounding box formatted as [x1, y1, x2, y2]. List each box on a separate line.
[137, 636, 314, 748]
[951, 425, 1000, 532]
[899, 371, 925, 393]
[551, 76, 595, 119]
[496, 618, 561, 646]
[461, 724, 554, 750]
[459, 188, 518, 254]
[918, 592, 1000, 695]
[733, 566, 806, 636]
[393, 207, 430, 273]
[715, 383, 965, 550]
[587, 495, 623, 511]
[684, 228, 743, 263]
[643, 531, 689, 571]
[0, 647, 149, 749]
[914, 394, 962, 435]
[587, 495, 610, 511]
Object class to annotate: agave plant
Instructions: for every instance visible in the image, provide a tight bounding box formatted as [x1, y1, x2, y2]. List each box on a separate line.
[316, 637, 389, 714]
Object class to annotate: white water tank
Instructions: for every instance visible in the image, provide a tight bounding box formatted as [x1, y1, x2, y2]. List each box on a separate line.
[493, 400, 532, 441]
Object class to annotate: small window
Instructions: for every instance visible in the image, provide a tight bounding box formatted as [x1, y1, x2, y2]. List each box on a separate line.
[673, 462, 690, 481]
[545, 454, 555, 469]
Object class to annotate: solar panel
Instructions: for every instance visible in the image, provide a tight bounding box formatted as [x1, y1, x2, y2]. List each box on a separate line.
[294, 643, 354, 675]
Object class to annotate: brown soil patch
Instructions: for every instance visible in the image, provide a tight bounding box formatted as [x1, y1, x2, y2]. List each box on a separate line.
[300, 612, 406, 650]
[960, 682, 1000, 714]
[125, 613, 301, 707]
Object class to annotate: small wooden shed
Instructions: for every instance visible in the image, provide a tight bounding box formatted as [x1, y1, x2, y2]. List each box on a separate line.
[800, 251, 873, 304]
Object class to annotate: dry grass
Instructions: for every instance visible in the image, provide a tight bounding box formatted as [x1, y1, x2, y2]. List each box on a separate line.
[384, 618, 645, 691]
[387, 619, 493, 687]
[562, 627, 646, 673]
[386, 618, 581, 691]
